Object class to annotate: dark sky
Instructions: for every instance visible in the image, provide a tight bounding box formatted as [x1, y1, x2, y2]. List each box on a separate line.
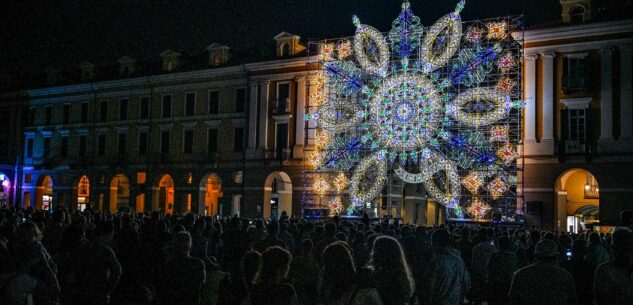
[1, 0, 562, 76]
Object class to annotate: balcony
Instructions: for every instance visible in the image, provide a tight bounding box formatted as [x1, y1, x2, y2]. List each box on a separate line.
[272, 98, 292, 114]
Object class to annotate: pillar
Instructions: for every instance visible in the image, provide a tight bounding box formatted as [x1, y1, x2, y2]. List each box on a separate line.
[258, 81, 270, 150]
[619, 45, 632, 143]
[524, 54, 538, 152]
[247, 81, 258, 155]
[541, 53, 556, 154]
[306, 75, 319, 147]
[599, 48, 614, 151]
[293, 76, 306, 158]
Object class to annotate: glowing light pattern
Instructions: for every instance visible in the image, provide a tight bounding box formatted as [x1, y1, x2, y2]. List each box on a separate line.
[466, 197, 491, 219]
[490, 125, 509, 143]
[486, 21, 508, 40]
[349, 153, 388, 204]
[496, 144, 519, 165]
[462, 171, 484, 194]
[313, 177, 330, 195]
[304, 0, 523, 220]
[448, 87, 510, 127]
[488, 176, 509, 199]
[333, 172, 349, 192]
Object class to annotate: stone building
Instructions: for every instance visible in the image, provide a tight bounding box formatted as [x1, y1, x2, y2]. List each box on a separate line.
[519, 0, 633, 229]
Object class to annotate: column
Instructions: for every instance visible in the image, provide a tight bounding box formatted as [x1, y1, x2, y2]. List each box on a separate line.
[541, 53, 556, 154]
[258, 81, 270, 150]
[293, 76, 306, 158]
[306, 75, 319, 147]
[524, 54, 538, 147]
[599, 48, 614, 150]
[247, 81, 258, 155]
[619, 45, 632, 142]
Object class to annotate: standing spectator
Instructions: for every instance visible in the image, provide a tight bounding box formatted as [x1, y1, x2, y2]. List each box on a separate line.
[619, 210, 633, 230]
[220, 217, 252, 279]
[250, 246, 298, 305]
[422, 229, 470, 305]
[486, 236, 518, 305]
[319, 241, 383, 305]
[509, 239, 577, 305]
[157, 231, 206, 305]
[470, 228, 497, 304]
[1, 221, 60, 305]
[279, 223, 295, 252]
[191, 218, 212, 265]
[593, 227, 633, 305]
[585, 232, 610, 268]
[289, 240, 319, 305]
[74, 221, 122, 305]
[365, 235, 415, 305]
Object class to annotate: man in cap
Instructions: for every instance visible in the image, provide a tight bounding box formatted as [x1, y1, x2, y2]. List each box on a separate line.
[508, 239, 577, 305]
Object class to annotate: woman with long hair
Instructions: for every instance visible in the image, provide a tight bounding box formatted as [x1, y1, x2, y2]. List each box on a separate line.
[319, 241, 382, 305]
[250, 246, 298, 305]
[366, 235, 415, 305]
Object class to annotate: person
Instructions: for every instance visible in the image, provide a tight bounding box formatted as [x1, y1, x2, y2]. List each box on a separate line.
[256, 221, 286, 252]
[249, 246, 298, 305]
[157, 231, 206, 305]
[191, 218, 211, 265]
[470, 228, 497, 304]
[585, 232, 609, 268]
[289, 240, 319, 305]
[486, 236, 518, 305]
[593, 227, 633, 305]
[73, 221, 121, 305]
[619, 210, 633, 230]
[319, 241, 382, 305]
[219, 217, 252, 279]
[508, 239, 577, 305]
[1, 221, 60, 305]
[421, 229, 470, 305]
[364, 235, 415, 305]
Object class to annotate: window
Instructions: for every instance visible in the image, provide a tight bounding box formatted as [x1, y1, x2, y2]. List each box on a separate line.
[25, 174, 32, 183]
[235, 88, 246, 112]
[80, 103, 88, 123]
[280, 42, 290, 56]
[45, 106, 52, 125]
[185, 93, 196, 116]
[62, 104, 70, 124]
[60, 136, 68, 157]
[138, 131, 148, 155]
[276, 83, 290, 111]
[140, 96, 150, 119]
[79, 135, 87, 158]
[98, 134, 106, 156]
[234, 127, 244, 152]
[137, 172, 146, 184]
[118, 133, 127, 155]
[161, 131, 170, 154]
[570, 5, 586, 24]
[162, 95, 172, 118]
[566, 108, 586, 153]
[183, 129, 194, 153]
[100, 101, 108, 122]
[26, 138, 33, 158]
[208, 128, 218, 153]
[562, 55, 587, 93]
[43, 137, 51, 157]
[208, 90, 219, 114]
[119, 98, 128, 120]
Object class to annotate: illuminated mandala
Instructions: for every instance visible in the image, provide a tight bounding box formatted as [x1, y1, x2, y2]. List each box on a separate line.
[307, 0, 522, 217]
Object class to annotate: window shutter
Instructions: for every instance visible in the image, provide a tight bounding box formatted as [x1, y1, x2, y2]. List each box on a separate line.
[559, 109, 569, 162]
[585, 108, 593, 161]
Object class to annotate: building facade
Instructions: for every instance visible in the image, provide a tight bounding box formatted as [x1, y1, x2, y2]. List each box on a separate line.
[2, 1, 632, 229]
[519, 0, 633, 229]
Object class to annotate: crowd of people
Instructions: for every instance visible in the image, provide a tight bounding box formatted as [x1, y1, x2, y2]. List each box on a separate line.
[0, 206, 632, 305]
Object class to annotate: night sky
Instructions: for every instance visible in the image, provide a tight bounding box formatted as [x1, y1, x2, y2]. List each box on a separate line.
[1, 0, 564, 77]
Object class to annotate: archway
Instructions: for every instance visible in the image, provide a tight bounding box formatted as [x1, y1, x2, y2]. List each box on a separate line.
[76, 175, 90, 211]
[199, 173, 222, 216]
[36, 175, 53, 210]
[109, 174, 130, 213]
[0, 172, 10, 207]
[156, 174, 175, 214]
[263, 172, 292, 219]
[555, 168, 600, 232]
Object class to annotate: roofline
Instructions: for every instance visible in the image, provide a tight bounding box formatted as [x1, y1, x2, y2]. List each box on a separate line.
[513, 18, 633, 44]
[27, 56, 318, 98]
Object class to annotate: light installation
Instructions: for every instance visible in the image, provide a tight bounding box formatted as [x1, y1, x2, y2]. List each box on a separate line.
[303, 0, 523, 221]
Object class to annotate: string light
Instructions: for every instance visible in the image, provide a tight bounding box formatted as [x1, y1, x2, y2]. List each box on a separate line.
[313, 177, 330, 195]
[496, 144, 518, 165]
[488, 176, 509, 199]
[490, 125, 509, 143]
[353, 17, 390, 77]
[333, 172, 349, 192]
[462, 171, 484, 194]
[466, 197, 491, 219]
[448, 87, 510, 127]
[486, 21, 508, 40]
[349, 153, 388, 204]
